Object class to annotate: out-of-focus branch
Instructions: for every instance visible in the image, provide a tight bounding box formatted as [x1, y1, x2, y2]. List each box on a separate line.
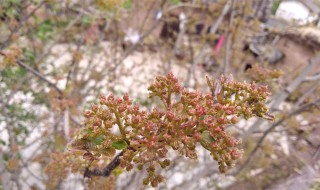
[0, 51, 63, 96]
[304, 72, 320, 81]
[296, 83, 319, 106]
[236, 98, 320, 175]
[223, 0, 236, 74]
[209, 2, 231, 34]
[242, 55, 320, 138]
[16, 60, 63, 96]
[0, 1, 46, 50]
[194, 1, 230, 65]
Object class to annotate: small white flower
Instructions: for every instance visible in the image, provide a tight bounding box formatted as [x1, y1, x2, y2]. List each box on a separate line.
[124, 28, 141, 44]
[155, 10, 162, 20]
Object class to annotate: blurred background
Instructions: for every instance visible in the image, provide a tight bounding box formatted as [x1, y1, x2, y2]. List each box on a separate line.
[1, 0, 320, 189]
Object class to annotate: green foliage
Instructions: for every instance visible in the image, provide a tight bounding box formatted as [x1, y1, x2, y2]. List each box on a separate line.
[82, 16, 93, 25]
[0, 139, 6, 146]
[122, 0, 132, 9]
[36, 20, 55, 41]
[272, 0, 281, 15]
[91, 135, 106, 145]
[112, 167, 123, 176]
[112, 140, 128, 150]
[169, 0, 181, 4]
[1, 67, 27, 80]
[22, 48, 36, 65]
[2, 153, 10, 161]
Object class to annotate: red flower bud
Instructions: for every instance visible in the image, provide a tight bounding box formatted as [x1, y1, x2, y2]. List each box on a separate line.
[217, 117, 226, 124]
[166, 110, 175, 121]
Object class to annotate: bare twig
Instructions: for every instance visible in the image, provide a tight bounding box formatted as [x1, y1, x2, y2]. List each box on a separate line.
[223, 0, 236, 74]
[304, 72, 320, 81]
[16, 60, 63, 96]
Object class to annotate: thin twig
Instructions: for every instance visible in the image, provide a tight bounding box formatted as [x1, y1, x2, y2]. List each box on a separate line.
[194, 1, 230, 65]
[223, 0, 236, 74]
[0, 51, 63, 96]
[16, 60, 63, 96]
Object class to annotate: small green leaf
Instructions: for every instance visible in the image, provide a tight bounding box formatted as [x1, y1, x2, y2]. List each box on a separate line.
[83, 129, 93, 134]
[0, 139, 6, 146]
[82, 16, 92, 25]
[91, 135, 105, 145]
[201, 131, 215, 142]
[3, 153, 9, 161]
[112, 140, 128, 150]
[112, 167, 123, 176]
[169, 0, 181, 4]
[200, 131, 216, 150]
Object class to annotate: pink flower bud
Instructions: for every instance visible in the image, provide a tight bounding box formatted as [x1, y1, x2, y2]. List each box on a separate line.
[91, 104, 99, 112]
[196, 105, 206, 116]
[217, 117, 226, 124]
[166, 110, 175, 121]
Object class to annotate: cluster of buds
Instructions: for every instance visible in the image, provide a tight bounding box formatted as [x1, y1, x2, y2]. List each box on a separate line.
[71, 72, 273, 187]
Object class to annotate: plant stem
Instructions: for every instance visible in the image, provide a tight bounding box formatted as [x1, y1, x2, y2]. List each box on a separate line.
[84, 151, 124, 177]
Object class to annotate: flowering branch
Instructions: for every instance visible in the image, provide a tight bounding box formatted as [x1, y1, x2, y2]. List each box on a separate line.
[71, 72, 273, 187]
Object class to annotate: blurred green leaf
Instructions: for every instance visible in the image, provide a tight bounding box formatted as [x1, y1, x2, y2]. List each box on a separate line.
[36, 20, 54, 41]
[3, 153, 9, 161]
[122, 0, 132, 9]
[112, 167, 123, 176]
[0, 139, 6, 146]
[91, 135, 105, 145]
[112, 140, 128, 150]
[82, 16, 92, 25]
[169, 0, 181, 4]
[201, 131, 215, 142]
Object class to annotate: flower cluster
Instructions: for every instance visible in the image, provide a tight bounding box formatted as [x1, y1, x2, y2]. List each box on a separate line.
[71, 72, 273, 187]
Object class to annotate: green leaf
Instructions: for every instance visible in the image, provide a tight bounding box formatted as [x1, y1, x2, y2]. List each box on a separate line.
[83, 129, 93, 134]
[169, 0, 181, 4]
[200, 131, 216, 150]
[3, 153, 9, 161]
[36, 20, 54, 41]
[112, 140, 128, 150]
[91, 135, 105, 145]
[112, 167, 123, 176]
[82, 16, 92, 25]
[0, 139, 6, 146]
[201, 131, 215, 142]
